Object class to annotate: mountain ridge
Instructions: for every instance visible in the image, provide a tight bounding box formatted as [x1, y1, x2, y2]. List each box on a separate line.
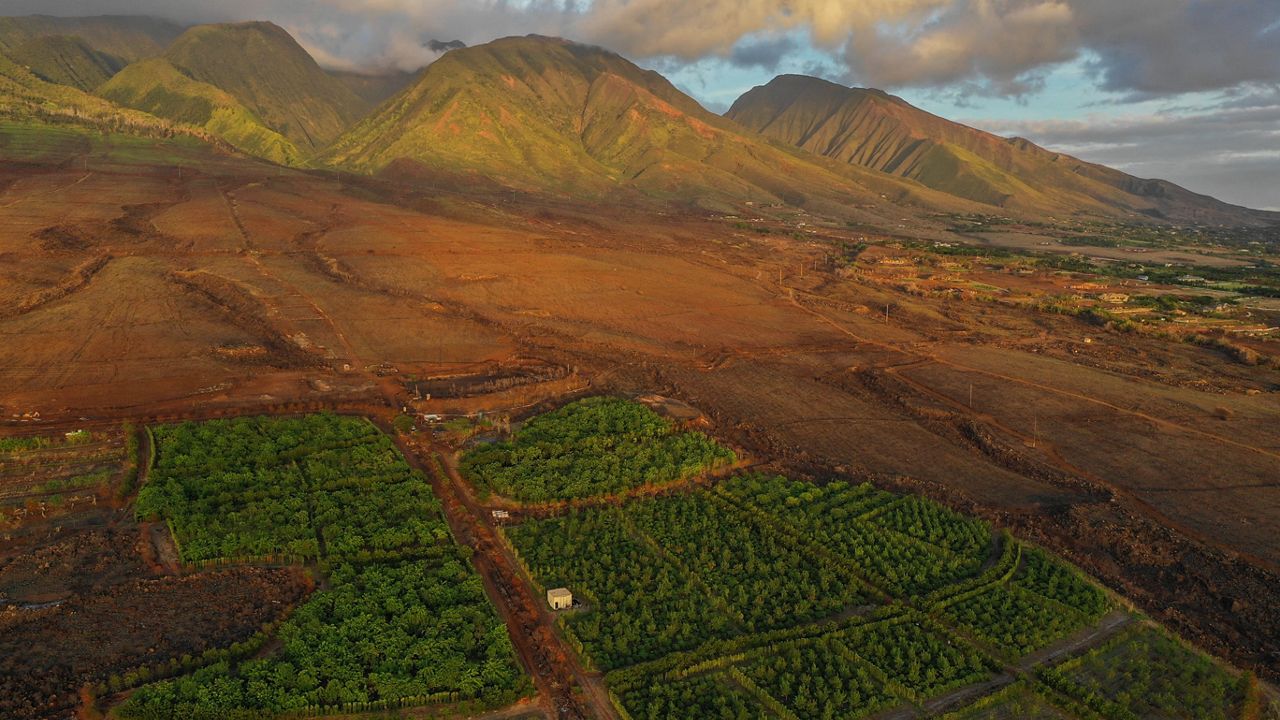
[0, 14, 183, 65]
[726, 74, 1272, 225]
[322, 34, 976, 218]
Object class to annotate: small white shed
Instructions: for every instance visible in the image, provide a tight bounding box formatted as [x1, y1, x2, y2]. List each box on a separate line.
[547, 587, 573, 610]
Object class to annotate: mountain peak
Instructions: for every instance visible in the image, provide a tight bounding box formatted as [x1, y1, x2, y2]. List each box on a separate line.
[159, 21, 368, 150]
[728, 73, 1264, 223]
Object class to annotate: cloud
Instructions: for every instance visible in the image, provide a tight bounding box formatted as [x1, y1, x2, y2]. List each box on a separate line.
[844, 1, 1079, 95]
[1078, 0, 1280, 96]
[7, 0, 1278, 96]
[427, 39, 466, 53]
[729, 35, 799, 71]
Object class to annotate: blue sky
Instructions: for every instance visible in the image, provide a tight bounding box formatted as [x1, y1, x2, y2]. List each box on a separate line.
[11, 0, 1280, 210]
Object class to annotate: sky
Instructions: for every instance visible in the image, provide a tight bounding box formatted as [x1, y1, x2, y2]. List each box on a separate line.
[11, 0, 1280, 210]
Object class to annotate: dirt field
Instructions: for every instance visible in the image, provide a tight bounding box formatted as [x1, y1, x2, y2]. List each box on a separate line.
[1, 153, 1278, 687]
[0, 505, 311, 720]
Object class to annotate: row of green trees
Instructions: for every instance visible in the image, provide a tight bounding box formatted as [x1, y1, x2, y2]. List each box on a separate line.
[871, 495, 991, 559]
[461, 397, 735, 501]
[1013, 548, 1110, 618]
[147, 414, 380, 475]
[628, 492, 868, 632]
[838, 617, 990, 698]
[943, 583, 1092, 658]
[717, 475, 988, 596]
[741, 638, 896, 720]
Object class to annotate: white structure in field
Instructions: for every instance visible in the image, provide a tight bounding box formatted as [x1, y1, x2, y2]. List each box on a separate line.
[547, 587, 573, 610]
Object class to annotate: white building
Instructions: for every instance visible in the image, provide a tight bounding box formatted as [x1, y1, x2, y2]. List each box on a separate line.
[547, 587, 573, 610]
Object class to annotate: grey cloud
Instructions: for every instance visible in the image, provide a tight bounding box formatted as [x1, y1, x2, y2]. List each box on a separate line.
[844, 1, 1080, 96]
[729, 35, 798, 71]
[967, 90, 1280, 210]
[427, 39, 466, 53]
[1077, 0, 1280, 96]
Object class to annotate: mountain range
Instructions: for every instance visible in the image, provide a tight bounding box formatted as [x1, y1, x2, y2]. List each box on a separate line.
[0, 14, 1273, 226]
[727, 75, 1256, 224]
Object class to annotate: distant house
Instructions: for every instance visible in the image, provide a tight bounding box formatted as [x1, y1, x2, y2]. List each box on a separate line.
[491, 509, 510, 521]
[547, 587, 573, 611]
[1099, 293, 1130, 304]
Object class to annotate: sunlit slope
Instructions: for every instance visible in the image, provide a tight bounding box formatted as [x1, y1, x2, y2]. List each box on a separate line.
[728, 74, 1272, 224]
[0, 51, 240, 167]
[99, 57, 302, 165]
[322, 35, 969, 212]
[162, 22, 368, 150]
[1, 51, 178, 136]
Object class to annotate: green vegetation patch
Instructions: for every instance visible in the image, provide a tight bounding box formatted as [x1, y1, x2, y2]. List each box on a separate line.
[0, 430, 95, 453]
[460, 396, 735, 502]
[121, 413, 528, 719]
[1041, 625, 1247, 720]
[119, 557, 526, 719]
[135, 414, 449, 564]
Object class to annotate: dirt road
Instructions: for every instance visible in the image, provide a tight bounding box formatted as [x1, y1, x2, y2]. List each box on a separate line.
[389, 432, 603, 720]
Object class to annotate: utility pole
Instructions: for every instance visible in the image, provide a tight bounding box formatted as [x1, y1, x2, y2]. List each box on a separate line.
[969, 383, 973, 409]
[885, 305, 890, 324]
[1032, 410, 1038, 449]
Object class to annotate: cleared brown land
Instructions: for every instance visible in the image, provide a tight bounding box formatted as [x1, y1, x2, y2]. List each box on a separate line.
[0, 497, 311, 720]
[0, 153, 1278, 686]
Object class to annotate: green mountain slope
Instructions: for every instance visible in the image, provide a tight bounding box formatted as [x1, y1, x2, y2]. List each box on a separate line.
[5, 34, 123, 91]
[0, 50, 237, 165]
[727, 74, 1270, 224]
[157, 22, 368, 151]
[98, 57, 302, 165]
[323, 35, 967, 213]
[0, 15, 182, 65]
